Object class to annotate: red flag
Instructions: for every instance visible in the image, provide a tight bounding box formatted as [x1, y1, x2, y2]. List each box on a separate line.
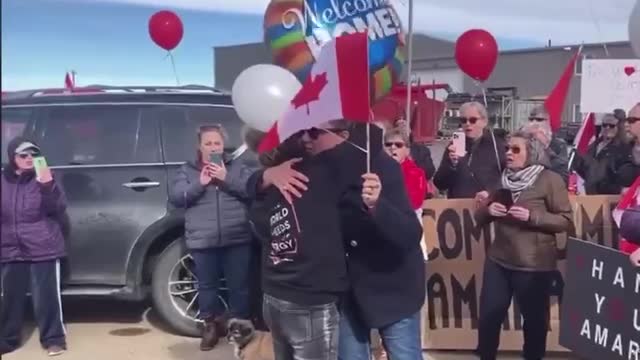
[258, 33, 370, 154]
[612, 176, 640, 254]
[573, 112, 596, 155]
[64, 71, 75, 90]
[544, 49, 581, 132]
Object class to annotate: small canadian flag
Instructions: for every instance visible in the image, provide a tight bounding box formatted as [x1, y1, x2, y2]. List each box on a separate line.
[258, 32, 370, 153]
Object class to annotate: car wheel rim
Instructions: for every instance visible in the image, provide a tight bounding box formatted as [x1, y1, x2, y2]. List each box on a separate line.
[167, 254, 228, 325]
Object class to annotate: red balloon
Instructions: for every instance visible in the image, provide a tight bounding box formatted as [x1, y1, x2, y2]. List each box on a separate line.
[455, 29, 498, 82]
[148, 10, 183, 51]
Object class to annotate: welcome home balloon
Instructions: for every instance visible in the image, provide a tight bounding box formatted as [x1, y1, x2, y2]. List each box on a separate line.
[264, 0, 405, 100]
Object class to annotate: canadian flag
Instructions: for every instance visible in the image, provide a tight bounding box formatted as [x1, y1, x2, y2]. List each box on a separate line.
[612, 176, 640, 254]
[258, 32, 370, 153]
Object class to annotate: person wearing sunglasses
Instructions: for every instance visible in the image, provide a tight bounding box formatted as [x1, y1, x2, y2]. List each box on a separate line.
[248, 120, 424, 360]
[1, 137, 69, 357]
[433, 101, 507, 201]
[383, 127, 428, 260]
[474, 131, 573, 360]
[525, 106, 570, 185]
[617, 103, 640, 187]
[571, 114, 630, 195]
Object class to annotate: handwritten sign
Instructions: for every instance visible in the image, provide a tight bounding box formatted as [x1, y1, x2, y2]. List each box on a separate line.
[421, 196, 621, 351]
[559, 238, 640, 360]
[580, 59, 640, 114]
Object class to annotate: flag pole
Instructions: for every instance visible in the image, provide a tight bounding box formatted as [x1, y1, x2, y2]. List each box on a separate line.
[404, 0, 414, 129]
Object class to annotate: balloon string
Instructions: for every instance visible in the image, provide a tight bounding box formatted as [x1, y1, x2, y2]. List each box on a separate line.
[168, 51, 180, 86]
[481, 86, 488, 108]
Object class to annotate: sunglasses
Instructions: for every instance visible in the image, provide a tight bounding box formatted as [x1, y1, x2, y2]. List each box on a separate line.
[505, 145, 522, 155]
[602, 123, 617, 129]
[16, 151, 40, 159]
[626, 117, 640, 124]
[384, 141, 406, 149]
[528, 117, 547, 122]
[459, 117, 479, 125]
[304, 127, 343, 140]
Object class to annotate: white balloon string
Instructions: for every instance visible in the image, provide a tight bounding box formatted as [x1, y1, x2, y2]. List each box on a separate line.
[168, 51, 180, 86]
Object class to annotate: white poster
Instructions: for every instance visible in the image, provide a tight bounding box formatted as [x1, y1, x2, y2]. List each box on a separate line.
[580, 59, 640, 113]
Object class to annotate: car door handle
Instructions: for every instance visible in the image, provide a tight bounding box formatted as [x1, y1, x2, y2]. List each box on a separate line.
[122, 181, 160, 189]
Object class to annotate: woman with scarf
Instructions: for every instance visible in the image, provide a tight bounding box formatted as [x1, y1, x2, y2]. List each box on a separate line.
[168, 125, 255, 351]
[474, 131, 573, 360]
[1, 137, 68, 357]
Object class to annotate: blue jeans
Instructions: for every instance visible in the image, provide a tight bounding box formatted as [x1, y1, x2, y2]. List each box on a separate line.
[263, 294, 339, 360]
[191, 244, 251, 320]
[338, 303, 422, 360]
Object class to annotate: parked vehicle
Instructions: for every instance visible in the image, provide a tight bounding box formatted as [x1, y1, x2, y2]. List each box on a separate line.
[1, 85, 253, 336]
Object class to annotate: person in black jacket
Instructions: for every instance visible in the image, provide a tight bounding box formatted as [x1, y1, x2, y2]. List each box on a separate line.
[256, 121, 424, 360]
[525, 106, 570, 184]
[572, 114, 630, 194]
[433, 102, 506, 201]
[246, 123, 354, 360]
[618, 103, 640, 186]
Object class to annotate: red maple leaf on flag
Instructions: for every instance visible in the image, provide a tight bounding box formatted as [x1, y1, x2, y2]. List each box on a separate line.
[291, 72, 328, 115]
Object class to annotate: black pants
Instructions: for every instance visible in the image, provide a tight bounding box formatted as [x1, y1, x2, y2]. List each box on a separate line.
[0, 260, 66, 352]
[477, 259, 553, 360]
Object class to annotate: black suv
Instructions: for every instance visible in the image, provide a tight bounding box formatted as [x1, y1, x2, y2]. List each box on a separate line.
[1, 85, 253, 336]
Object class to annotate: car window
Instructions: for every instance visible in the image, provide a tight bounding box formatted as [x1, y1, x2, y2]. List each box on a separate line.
[1, 108, 36, 164]
[37, 105, 161, 166]
[159, 105, 244, 163]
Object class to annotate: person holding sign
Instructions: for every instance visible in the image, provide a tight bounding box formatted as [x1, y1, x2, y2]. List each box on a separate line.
[1, 138, 69, 357]
[474, 131, 573, 360]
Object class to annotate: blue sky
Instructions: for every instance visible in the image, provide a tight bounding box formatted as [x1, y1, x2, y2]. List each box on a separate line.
[1, 0, 634, 90]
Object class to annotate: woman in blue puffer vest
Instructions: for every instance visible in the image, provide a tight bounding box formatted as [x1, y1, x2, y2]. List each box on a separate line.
[1, 137, 68, 357]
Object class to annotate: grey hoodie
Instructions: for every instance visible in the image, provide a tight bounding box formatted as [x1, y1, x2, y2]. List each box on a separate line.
[169, 157, 255, 249]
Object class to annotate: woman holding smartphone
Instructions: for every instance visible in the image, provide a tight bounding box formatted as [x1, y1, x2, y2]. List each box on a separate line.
[169, 125, 256, 351]
[474, 131, 573, 360]
[1, 137, 69, 357]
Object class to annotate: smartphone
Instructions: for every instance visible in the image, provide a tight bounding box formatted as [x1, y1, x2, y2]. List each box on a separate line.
[492, 189, 514, 209]
[452, 131, 466, 157]
[209, 153, 223, 166]
[33, 156, 48, 178]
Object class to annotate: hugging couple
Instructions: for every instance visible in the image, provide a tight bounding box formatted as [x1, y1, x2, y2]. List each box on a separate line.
[245, 120, 426, 360]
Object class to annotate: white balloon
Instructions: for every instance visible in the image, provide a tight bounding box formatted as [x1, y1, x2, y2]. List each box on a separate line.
[232, 64, 302, 132]
[631, 0, 640, 57]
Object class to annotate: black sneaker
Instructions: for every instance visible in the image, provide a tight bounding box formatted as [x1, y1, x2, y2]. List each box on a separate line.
[199, 320, 218, 351]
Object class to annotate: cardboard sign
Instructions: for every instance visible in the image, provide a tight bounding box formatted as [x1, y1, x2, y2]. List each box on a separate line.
[420, 196, 621, 351]
[559, 238, 640, 360]
[580, 59, 640, 114]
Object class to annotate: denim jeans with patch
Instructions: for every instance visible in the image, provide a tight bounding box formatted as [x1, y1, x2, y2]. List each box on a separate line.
[263, 294, 339, 360]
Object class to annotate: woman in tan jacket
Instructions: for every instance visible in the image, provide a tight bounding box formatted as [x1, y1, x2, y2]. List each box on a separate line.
[474, 131, 573, 360]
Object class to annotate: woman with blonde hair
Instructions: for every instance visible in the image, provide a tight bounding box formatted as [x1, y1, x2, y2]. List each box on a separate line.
[169, 124, 256, 351]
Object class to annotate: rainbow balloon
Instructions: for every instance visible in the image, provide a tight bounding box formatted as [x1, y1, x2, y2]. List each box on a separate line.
[263, 0, 405, 100]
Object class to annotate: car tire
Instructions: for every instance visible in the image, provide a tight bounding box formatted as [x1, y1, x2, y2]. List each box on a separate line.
[151, 239, 201, 337]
